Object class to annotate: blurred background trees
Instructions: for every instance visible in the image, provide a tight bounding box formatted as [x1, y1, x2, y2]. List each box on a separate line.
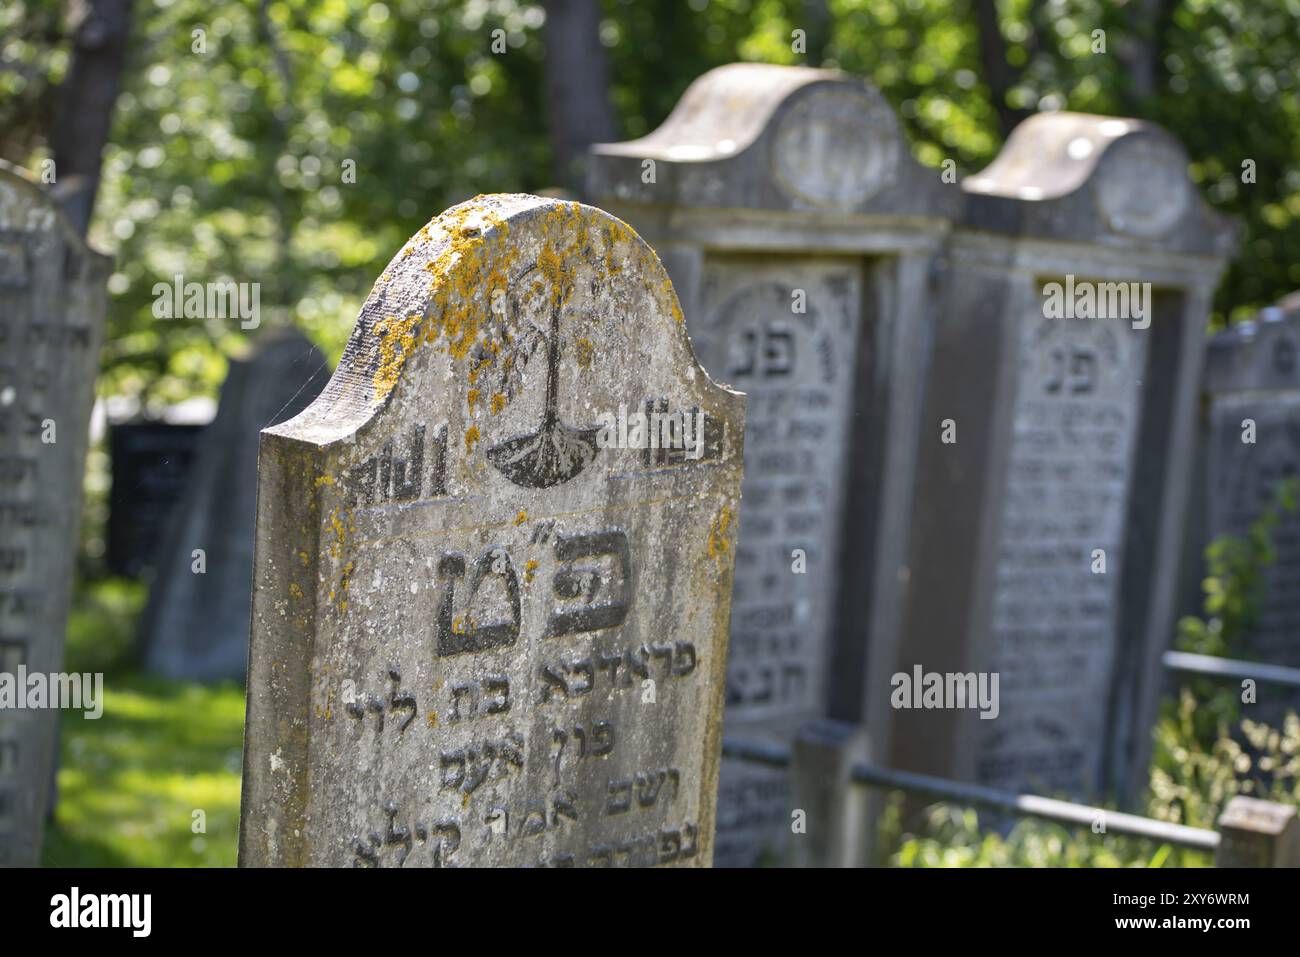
[2, 0, 1297, 409]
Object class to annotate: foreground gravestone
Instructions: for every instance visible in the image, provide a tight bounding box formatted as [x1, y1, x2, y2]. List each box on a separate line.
[0, 162, 110, 865]
[239, 194, 745, 867]
[139, 328, 329, 681]
[893, 114, 1237, 802]
[588, 62, 957, 865]
[1199, 294, 1300, 676]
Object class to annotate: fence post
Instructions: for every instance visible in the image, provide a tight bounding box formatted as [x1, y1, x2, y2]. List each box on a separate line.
[791, 720, 871, 867]
[1215, 796, 1300, 867]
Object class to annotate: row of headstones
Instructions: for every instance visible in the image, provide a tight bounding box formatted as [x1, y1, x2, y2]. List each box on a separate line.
[586, 62, 1242, 866]
[1, 60, 1293, 867]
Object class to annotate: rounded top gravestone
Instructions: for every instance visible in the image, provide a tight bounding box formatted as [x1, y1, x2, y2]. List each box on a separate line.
[1204, 290, 1300, 395]
[588, 62, 954, 220]
[239, 194, 746, 867]
[962, 111, 1236, 256]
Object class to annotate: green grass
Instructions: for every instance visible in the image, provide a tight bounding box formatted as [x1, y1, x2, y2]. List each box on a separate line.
[39, 578, 244, 867]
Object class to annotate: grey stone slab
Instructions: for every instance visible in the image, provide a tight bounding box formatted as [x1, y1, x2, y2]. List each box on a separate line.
[892, 113, 1237, 803]
[589, 62, 958, 865]
[238, 194, 745, 867]
[1199, 296, 1300, 678]
[139, 327, 330, 682]
[0, 162, 110, 866]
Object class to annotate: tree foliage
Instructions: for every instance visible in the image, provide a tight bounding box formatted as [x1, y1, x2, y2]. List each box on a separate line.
[2, 0, 1297, 402]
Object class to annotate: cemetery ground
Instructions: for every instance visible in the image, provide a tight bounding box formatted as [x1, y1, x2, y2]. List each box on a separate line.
[40, 579, 242, 867]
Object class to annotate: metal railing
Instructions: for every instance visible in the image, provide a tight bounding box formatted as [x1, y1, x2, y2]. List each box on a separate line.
[718, 651, 1300, 865]
[1162, 650, 1300, 689]
[719, 737, 1218, 851]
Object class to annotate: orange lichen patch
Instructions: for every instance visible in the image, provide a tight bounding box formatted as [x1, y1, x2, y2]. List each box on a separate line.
[535, 202, 585, 310]
[372, 313, 422, 401]
[336, 560, 355, 613]
[401, 198, 629, 407]
[524, 559, 539, 583]
[420, 203, 510, 361]
[465, 425, 480, 452]
[706, 505, 736, 569]
[575, 337, 595, 368]
[513, 510, 527, 525]
[326, 508, 350, 559]
[663, 278, 684, 323]
[467, 388, 481, 408]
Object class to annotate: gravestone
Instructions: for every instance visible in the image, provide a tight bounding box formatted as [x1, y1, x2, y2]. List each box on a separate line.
[139, 328, 330, 681]
[108, 422, 204, 576]
[894, 113, 1237, 802]
[0, 162, 110, 865]
[1199, 294, 1300, 682]
[588, 62, 958, 865]
[239, 194, 746, 867]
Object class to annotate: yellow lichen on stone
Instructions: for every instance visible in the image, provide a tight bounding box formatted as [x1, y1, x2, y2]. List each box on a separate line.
[314, 473, 335, 489]
[524, 559, 538, 583]
[465, 425, 480, 452]
[467, 388, 481, 408]
[490, 392, 506, 414]
[707, 505, 736, 569]
[372, 312, 422, 401]
[289, 582, 304, 599]
[575, 337, 595, 368]
[426, 712, 438, 728]
[326, 508, 349, 558]
[514, 510, 527, 525]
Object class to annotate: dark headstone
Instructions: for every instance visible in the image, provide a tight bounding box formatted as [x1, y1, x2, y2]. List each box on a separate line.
[138, 328, 330, 681]
[107, 423, 204, 576]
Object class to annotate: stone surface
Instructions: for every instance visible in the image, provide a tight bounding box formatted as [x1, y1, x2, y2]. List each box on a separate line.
[589, 62, 958, 865]
[1215, 796, 1300, 867]
[894, 113, 1237, 803]
[239, 194, 745, 867]
[1199, 294, 1300, 674]
[0, 162, 110, 865]
[139, 328, 330, 681]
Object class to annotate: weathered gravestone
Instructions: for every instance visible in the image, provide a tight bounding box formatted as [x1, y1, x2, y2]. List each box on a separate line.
[239, 194, 746, 867]
[0, 162, 110, 865]
[1198, 294, 1300, 684]
[892, 114, 1237, 802]
[588, 63, 958, 865]
[139, 328, 330, 681]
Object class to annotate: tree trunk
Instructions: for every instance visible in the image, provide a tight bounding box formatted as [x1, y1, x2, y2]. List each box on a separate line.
[542, 0, 616, 197]
[973, 0, 1031, 138]
[48, 0, 135, 237]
